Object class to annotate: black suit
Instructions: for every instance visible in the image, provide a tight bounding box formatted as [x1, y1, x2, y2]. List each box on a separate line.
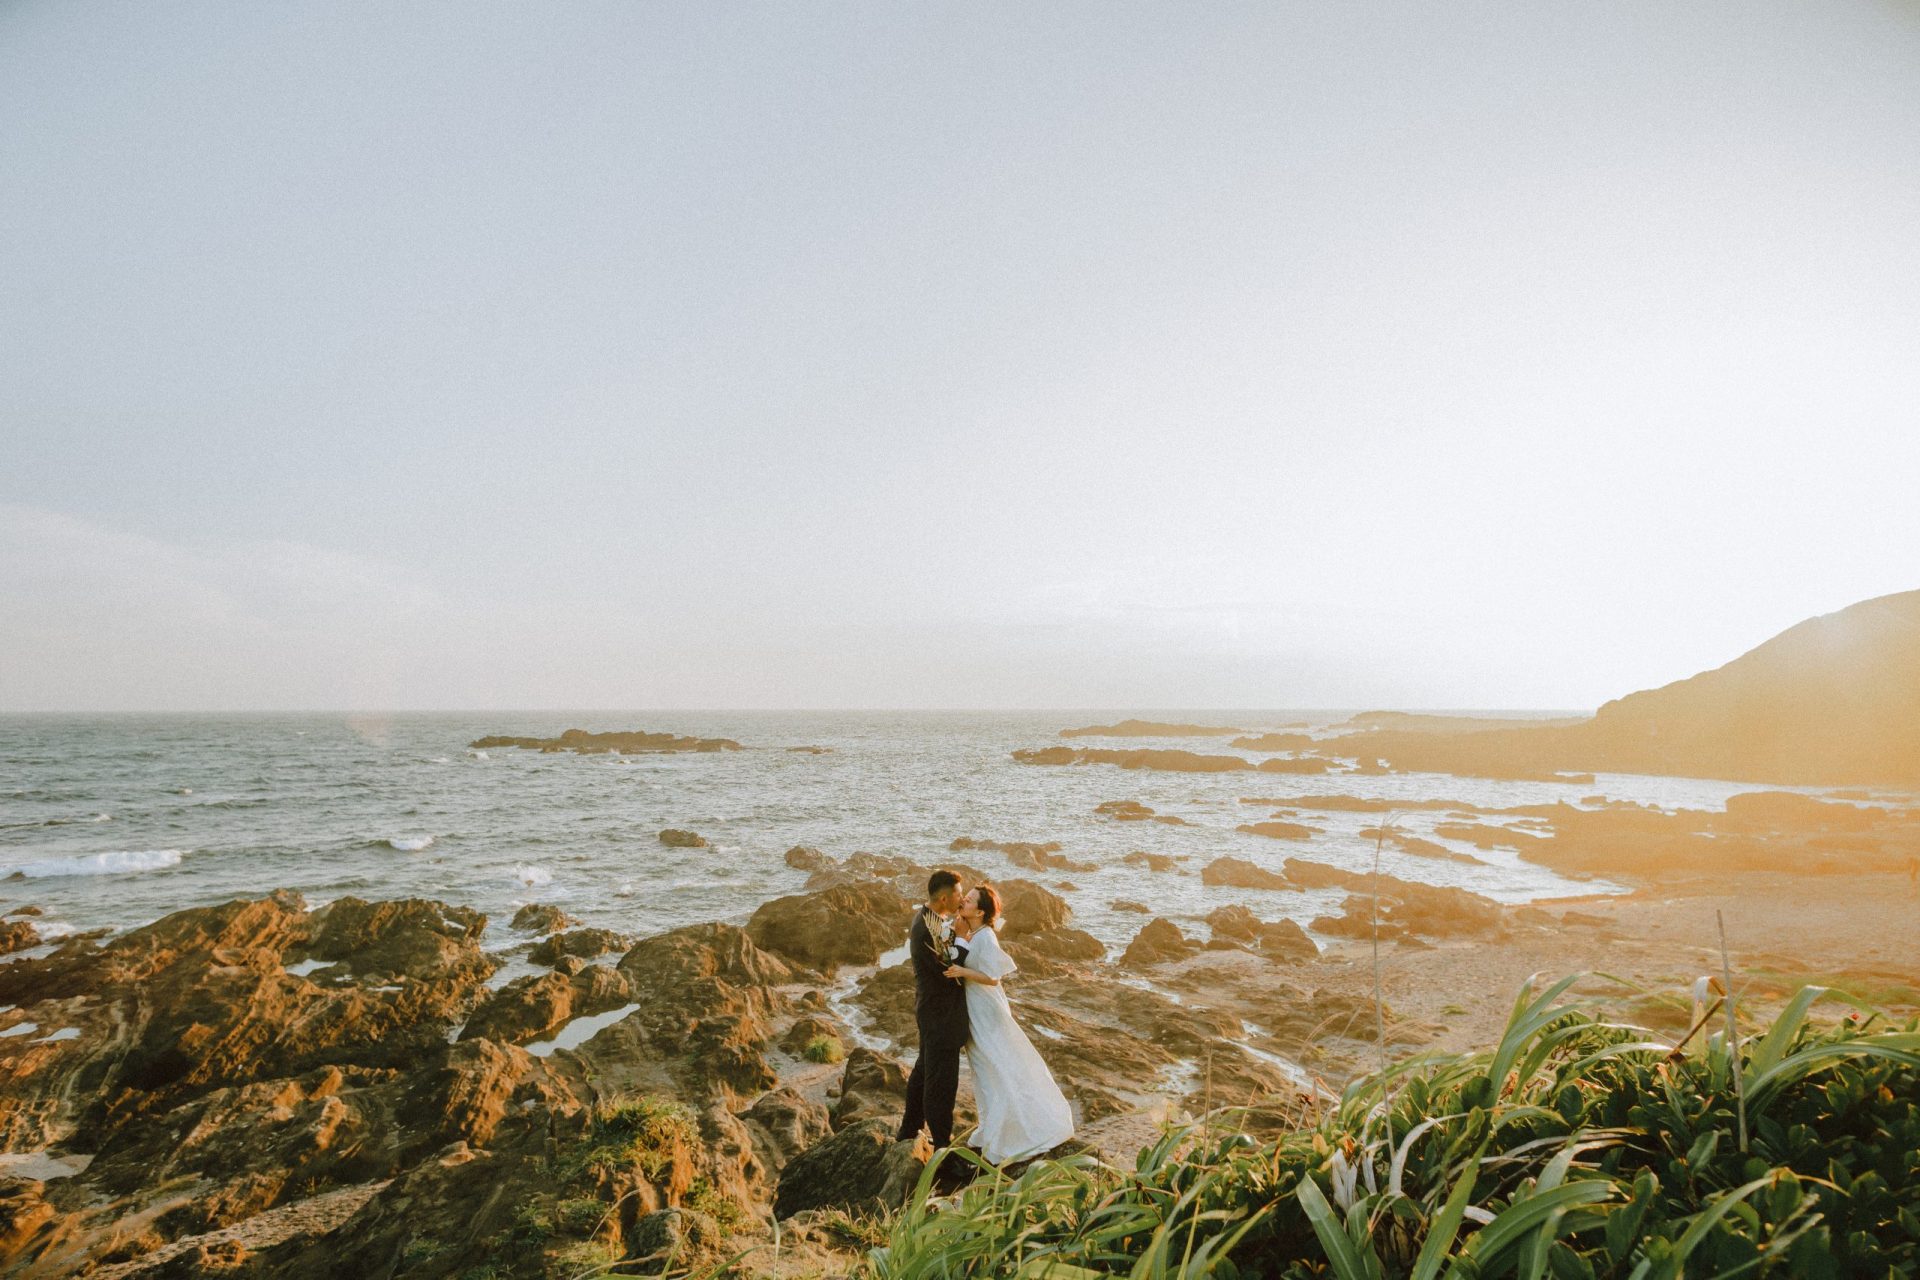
[897, 907, 970, 1148]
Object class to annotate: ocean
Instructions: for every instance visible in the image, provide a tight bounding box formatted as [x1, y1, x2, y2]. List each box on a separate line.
[0, 711, 1787, 955]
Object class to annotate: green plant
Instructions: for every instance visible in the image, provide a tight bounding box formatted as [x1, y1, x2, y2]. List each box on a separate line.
[561, 1093, 700, 1183]
[688, 1176, 745, 1231]
[549, 1238, 618, 1276]
[552, 1196, 609, 1237]
[866, 976, 1920, 1277]
[511, 1199, 555, 1245]
[398, 1236, 446, 1270]
[805, 1034, 846, 1064]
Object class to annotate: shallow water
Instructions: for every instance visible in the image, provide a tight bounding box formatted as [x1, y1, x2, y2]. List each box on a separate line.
[0, 711, 1807, 951]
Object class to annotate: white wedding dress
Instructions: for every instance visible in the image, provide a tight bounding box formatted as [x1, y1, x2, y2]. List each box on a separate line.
[961, 926, 1075, 1163]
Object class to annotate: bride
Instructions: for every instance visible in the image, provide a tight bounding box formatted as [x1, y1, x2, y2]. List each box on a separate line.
[942, 883, 1075, 1163]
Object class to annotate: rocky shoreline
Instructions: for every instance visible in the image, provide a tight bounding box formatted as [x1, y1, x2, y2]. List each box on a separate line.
[2, 785, 1917, 1278]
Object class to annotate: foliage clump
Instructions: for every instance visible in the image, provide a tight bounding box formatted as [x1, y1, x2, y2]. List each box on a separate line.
[805, 1034, 847, 1064]
[562, 1093, 701, 1184]
[868, 979, 1920, 1278]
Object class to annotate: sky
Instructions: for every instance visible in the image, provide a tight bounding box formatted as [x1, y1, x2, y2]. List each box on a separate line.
[3, 2, 1918, 712]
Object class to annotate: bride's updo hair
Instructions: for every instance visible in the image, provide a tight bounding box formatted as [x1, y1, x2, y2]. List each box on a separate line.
[972, 883, 1004, 930]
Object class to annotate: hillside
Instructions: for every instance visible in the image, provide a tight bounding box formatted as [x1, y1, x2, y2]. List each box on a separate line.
[1322, 589, 1920, 786]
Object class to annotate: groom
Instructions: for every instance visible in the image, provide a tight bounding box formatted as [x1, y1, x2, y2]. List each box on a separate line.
[897, 869, 969, 1152]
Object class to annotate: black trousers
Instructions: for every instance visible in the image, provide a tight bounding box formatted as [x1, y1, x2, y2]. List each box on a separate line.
[899, 1025, 965, 1148]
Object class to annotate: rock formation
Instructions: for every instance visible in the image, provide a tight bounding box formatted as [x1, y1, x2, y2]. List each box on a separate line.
[1059, 720, 1244, 738]
[469, 728, 743, 754]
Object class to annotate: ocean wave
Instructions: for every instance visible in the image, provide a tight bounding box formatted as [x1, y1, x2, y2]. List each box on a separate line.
[8, 850, 186, 879]
[511, 863, 552, 888]
[386, 836, 435, 852]
[0, 813, 112, 831]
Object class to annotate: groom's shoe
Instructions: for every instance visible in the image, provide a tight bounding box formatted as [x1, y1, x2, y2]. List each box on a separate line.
[930, 1151, 977, 1194]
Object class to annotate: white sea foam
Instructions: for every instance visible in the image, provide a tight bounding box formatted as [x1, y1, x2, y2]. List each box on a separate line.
[284, 958, 334, 978]
[387, 836, 435, 852]
[33, 922, 76, 940]
[511, 863, 552, 888]
[9, 850, 184, 879]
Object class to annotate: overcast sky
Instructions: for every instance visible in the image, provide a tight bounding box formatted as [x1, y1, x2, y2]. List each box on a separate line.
[4, 2, 1917, 711]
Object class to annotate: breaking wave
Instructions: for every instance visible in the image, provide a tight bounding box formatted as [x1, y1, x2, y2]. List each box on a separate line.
[8, 850, 186, 879]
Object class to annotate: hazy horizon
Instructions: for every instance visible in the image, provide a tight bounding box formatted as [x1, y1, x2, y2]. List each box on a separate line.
[6, 3, 1918, 713]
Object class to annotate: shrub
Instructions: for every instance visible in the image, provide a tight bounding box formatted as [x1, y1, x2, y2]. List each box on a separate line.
[805, 1035, 846, 1064]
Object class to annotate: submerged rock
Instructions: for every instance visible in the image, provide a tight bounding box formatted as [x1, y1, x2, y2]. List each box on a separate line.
[1201, 856, 1291, 890]
[470, 727, 743, 754]
[529, 926, 634, 966]
[509, 903, 576, 933]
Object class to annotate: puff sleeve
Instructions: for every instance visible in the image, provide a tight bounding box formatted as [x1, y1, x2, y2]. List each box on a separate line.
[970, 927, 1017, 980]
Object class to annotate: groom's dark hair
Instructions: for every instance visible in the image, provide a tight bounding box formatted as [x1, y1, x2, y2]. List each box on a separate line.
[927, 869, 962, 898]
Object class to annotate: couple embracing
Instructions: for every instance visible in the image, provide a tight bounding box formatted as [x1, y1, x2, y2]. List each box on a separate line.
[896, 869, 1075, 1168]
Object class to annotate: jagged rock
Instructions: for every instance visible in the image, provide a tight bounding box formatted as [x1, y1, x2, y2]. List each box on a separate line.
[831, 1048, 908, 1129]
[784, 845, 831, 871]
[1113, 899, 1151, 914]
[1010, 926, 1105, 965]
[994, 879, 1069, 938]
[0, 919, 39, 955]
[746, 882, 908, 973]
[739, 1087, 833, 1175]
[600, 924, 794, 1103]
[774, 1119, 927, 1219]
[1122, 850, 1179, 872]
[509, 903, 576, 932]
[1201, 856, 1291, 890]
[1255, 917, 1318, 962]
[0, 893, 496, 1152]
[1120, 918, 1198, 967]
[529, 926, 633, 966]
[659, 828, 709, 848]
[459, 964, 633, 1047]
[1202, 906, 1315, 961]
[1282, 859, 1503, 939]
[1206, 905, 1263, 943]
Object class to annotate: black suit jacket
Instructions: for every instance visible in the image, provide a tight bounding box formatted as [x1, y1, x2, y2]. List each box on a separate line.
[909, 908, 970, 1046]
